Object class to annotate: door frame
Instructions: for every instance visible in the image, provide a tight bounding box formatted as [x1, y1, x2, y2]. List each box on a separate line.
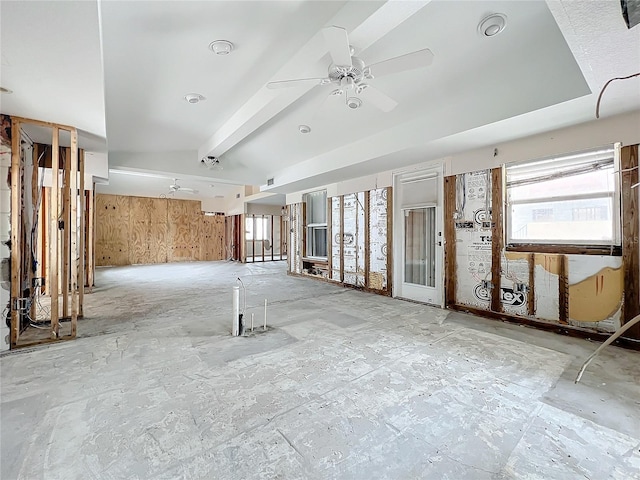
[393, 162, 445, 307]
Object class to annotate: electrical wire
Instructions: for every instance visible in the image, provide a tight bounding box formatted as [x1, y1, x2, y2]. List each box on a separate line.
[595, 72, 640, 119]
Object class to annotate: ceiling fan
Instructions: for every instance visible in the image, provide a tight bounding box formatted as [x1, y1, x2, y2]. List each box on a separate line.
[266, 26, 434, 112]
[168, 178, 198, 195]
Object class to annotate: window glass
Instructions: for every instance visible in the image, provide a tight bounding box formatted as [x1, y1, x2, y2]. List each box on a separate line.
[303, 190, 328, 258]
[505, 145, 620, 247]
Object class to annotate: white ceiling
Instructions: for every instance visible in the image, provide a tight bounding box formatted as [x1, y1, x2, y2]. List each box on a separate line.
[2, 0, 639, 199]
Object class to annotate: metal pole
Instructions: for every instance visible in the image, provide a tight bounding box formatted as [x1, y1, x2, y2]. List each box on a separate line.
[251, 313, 254, 332]
[264, 299, 267, 330]
[232, 286, 240, 336]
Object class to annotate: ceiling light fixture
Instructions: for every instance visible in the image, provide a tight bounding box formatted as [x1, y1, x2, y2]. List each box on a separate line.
[478, 14, 507, 37]
[298, 125, 311, 134]
[209, 40, 234, 55]
[184, 93, 205, 104]
[0, 86, 13, 94]
[202, 155, 223, 170]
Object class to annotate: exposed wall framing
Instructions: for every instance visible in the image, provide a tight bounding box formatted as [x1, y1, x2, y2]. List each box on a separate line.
[244, 214, 287, 263]
[444, 158, 638, 341]
[95, 194, 225, 266]
[8, 116, 86, 349]
[290, 187, 391, 295]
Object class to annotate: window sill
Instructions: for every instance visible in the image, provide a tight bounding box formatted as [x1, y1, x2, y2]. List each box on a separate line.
[302, 257, 328, 265]
[506, 244, 622, 256]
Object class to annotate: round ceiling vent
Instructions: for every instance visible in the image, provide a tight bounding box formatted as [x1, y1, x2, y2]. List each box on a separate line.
[478, 14, 507, 37]
[184, 93, 205, 104]
[298, 124, 311, 134]
[209, 40, 234, 55]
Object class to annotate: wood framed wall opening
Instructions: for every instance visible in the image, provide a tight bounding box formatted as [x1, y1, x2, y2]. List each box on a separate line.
[8, 116, 88, 349]
[244, 213, 288, 263]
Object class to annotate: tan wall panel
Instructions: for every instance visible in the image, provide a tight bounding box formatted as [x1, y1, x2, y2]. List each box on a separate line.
[96, 194, 224, 266]
[96, 194, 130, 266]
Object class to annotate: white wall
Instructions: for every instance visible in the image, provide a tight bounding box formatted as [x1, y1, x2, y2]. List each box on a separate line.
[284, 111, 640, 204]
[225, 185, 246, 216]
[446, 110, 640, 175]
[200, 197, 227, 213]
[246, 203, 283, 216]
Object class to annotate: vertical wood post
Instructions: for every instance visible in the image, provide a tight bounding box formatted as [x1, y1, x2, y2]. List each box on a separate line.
[50, 128, 60, 337]
[78, 148, 85, 317]
[621, 144, 639, 338]
[364, 191, 370, 288]
[10, 118, 22, 348]
[490, 167, 504, 313]
[87, 185, 95, 289]
[339, 196, 344, 283]
[558, 254, 569, 324]
[386, 187, 393, 295]
[527, 253, 535, 316]
[327, 196, 332, 278]
[444, 176, 457, 307]
[271, 214, 274, 262]
[70, 131, 79, 336]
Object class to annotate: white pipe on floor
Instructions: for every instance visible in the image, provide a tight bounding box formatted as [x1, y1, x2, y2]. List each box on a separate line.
[575, 313, 640, 383]
[232, 286, 240, 336]
[264, 299, 267, 330]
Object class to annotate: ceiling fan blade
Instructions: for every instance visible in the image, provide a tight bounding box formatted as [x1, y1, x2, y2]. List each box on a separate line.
[266, 77, 329, 90]
[368, 48, 434, 78]
[322, 26, 352, 67]
[358, 85, 398, 112]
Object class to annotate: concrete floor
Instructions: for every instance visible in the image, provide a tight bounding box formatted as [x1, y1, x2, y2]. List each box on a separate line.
[1, 261, 639, 479]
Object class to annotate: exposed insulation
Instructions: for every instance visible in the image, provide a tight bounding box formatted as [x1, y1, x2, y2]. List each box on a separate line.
[369, 188, 388, 291]
[331, 197, 341, 280]
[448, 168, 626, 334]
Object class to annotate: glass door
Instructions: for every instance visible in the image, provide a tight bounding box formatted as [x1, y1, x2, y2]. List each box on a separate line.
[402, 206, 440, 304]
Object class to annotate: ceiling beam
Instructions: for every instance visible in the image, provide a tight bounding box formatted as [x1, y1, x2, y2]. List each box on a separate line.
[197, 0, 433, 161]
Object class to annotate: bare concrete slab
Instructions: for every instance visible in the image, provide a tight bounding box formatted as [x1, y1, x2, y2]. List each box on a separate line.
[1, 261, 638, 479]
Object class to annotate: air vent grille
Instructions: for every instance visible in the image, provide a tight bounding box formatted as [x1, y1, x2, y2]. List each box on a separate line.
[267, 177, 274, 186]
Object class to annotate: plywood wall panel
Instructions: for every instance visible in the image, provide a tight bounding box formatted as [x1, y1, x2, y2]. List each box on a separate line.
[96, 194, 130, 266]
[96, 194, 224, 266]
[201, 215, 225, 261]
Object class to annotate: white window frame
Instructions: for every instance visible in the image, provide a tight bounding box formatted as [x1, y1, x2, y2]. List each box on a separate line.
[303, 190, 327, 260]
[505, 143, 622, 250]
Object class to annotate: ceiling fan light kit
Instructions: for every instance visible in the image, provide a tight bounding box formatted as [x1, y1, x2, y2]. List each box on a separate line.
[266, 25, 434, 113]
[202, 155, 223, 170]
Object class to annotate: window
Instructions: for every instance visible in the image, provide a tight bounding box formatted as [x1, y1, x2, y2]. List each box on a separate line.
[505, 144, 621, 252]
[303, 190, 327, 259]
[245, 217, 268, 241]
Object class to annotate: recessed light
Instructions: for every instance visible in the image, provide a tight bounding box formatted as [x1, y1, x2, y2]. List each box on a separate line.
[298, 124, 311, 134]
[184, 93, 205, 104]
[209, 40, 234, 55]
[0, 86, 13, 94]
[478, 14, 507, 37]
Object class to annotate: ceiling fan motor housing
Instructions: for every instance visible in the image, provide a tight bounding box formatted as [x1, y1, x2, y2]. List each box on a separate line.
[329, 56, 367, 84]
